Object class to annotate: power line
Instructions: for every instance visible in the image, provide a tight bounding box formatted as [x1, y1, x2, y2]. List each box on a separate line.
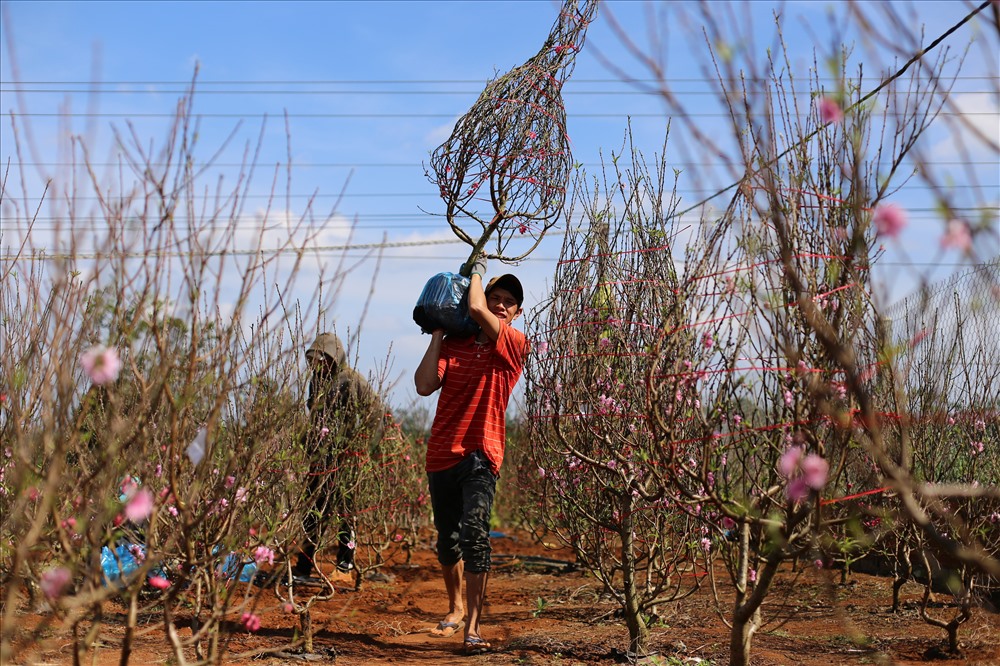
[4, 86, 997, 96]
[11, 208, 995, 224]
[0, 236, 991, 269]
[6, 190, 995, 204]
[668, 0, 997, 224]
[3, 110, 996, 119]
[3, 7, 994, 265]
[3, 76, 998, 85]
[6, 160, 998, 168]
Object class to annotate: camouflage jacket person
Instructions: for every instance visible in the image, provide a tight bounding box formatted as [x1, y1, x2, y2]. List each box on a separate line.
[295, 332, 384, 579]
[304, 332, 383, 455]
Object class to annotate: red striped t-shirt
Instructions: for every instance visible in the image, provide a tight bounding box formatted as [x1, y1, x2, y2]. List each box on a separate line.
[425, 323, 529, 475]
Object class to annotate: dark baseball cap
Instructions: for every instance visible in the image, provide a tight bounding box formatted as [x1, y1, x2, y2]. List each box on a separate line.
[484, 274, 524, 307]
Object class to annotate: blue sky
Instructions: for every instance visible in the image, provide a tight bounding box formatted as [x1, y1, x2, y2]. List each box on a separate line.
[2, 1, 997, 409]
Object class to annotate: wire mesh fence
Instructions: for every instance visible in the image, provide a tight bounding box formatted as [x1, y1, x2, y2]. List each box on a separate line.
[882, 260, 1000, 410]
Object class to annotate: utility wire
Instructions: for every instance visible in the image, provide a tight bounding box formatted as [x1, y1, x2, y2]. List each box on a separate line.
[4, 110, 994, 119]
[668, 0, 996, 223]
[7, 160, 997, 168]
[3, 86, 996, 96]
[13, 208, 993, 224]
[0, 239, 989, 269]
[2, 3, 994, 263]
[3, 75, 997, 85]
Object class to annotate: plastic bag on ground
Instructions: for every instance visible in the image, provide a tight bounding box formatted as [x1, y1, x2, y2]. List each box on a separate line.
[100, 542, 144, 586]
[220, 552, 257, 583]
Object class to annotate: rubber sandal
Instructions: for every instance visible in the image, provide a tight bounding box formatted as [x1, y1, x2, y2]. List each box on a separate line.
[430, 620, 465, 638]
[464, 635, 491, 655]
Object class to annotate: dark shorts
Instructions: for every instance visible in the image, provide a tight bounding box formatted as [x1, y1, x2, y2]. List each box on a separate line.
[427, 450, 497, 573]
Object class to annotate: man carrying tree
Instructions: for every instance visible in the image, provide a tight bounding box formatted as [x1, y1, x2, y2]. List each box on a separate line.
[414, 256, 529, 655]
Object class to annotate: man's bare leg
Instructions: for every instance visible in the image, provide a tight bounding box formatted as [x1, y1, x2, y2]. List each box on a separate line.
[464, 571, 489, 643]
[430, 561, 465, 636]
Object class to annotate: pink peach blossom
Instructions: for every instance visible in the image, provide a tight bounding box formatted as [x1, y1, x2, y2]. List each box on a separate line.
[778, 446, 803, 478]
[148, 576, 171, 589]
[779, 446, 829, 500]
[40, 567, 72, 600]
[786, 477, 810, 501]
[940, 219, 972, 253]
[817, 96, 844, 123]
[872, 203, 908, 239]
[240, 612, 261, 632]
[125, 488, 154, 522]
[801, 454, 829, 490]
[253, 546, 275, 566]
[79, 346, 121, 385]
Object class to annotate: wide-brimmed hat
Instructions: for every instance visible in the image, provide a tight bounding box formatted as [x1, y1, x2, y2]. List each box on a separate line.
[485, 274, 524, 307]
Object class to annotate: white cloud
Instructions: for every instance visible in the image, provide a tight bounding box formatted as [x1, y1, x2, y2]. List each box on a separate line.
[423, 116, 461, 148]
[929, 92, 1000, 160]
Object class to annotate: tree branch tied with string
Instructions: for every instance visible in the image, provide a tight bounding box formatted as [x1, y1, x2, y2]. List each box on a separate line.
[425, 0, 599, 275]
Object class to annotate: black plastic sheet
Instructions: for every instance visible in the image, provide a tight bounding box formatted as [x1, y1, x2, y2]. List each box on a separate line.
[413, 272, 480, 336]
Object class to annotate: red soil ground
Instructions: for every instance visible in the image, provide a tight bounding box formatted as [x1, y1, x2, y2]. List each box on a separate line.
[10, 529, 1000, 665]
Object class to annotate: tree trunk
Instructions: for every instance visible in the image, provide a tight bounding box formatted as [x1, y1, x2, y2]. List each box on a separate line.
[730, 605, 760, 666]
[301, 610, 313, 653]
[119, 591, 138, 666]
[620, 504, 649, 656]
[622, 580, 649, 656]
[892, 575, 906, 612]
[947, 621, 960, 654]
[730, 532, 778, 666]
[892, 541, 912, 612]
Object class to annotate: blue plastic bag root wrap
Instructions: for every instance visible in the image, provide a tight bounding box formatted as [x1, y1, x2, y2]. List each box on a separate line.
[413, 272, 480, 336]
[100, 542, 167, 587]
[100, 543, 256, 587]
[100, 543, 144, 586]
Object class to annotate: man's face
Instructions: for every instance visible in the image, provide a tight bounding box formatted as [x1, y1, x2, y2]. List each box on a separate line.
[486, 287, 521, 322]
[309, 353, 336, 377]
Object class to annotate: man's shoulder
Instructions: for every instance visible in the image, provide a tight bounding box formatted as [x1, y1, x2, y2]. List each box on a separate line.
[336, 369, 379, 400]
[499, 323, 529, 351]
[505, 324, 528, 342]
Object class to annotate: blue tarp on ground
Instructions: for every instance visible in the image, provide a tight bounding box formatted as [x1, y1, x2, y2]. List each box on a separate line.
[100, 543, 256, 586]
